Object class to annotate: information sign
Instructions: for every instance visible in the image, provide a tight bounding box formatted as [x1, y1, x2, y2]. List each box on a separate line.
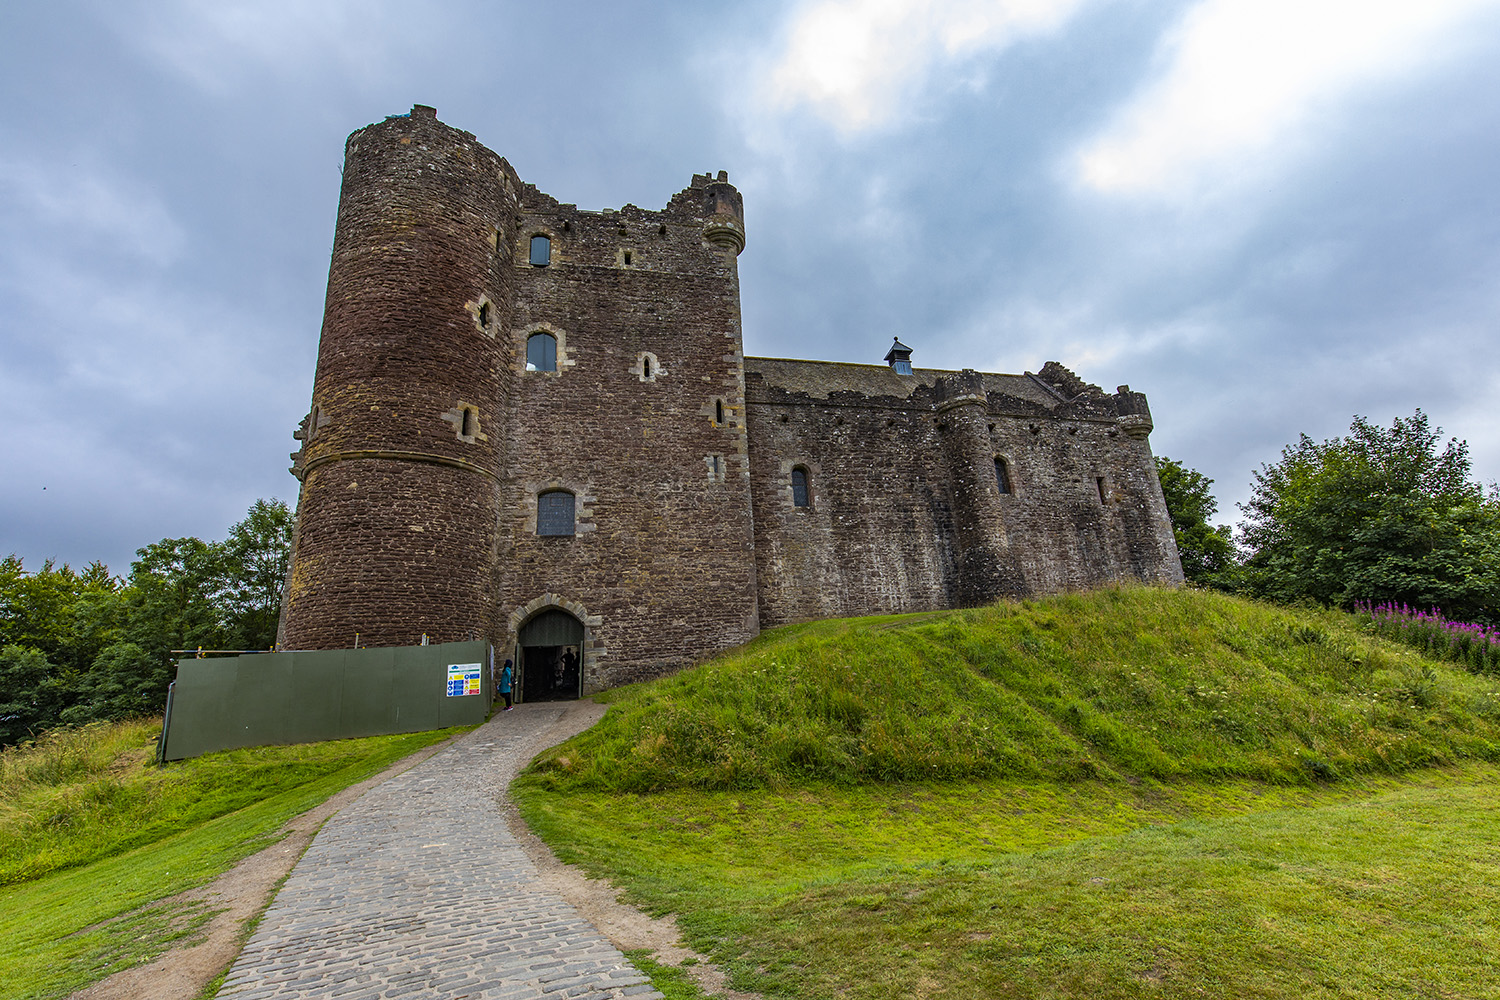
[446, 662, 482, 697]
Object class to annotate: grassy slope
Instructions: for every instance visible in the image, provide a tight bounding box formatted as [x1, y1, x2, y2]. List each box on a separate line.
[0, 721, 462, 1000]
[526, 587, 1500, 792]
[514, 587, 1500, 998]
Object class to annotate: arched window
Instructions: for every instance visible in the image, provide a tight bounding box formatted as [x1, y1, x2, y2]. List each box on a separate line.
[526, 332, 557, 372]
[791, 467, 810, 508]
[529, 235, 551, 266]
[995, 457, 1012, 495]
[537, 490, 575, 536]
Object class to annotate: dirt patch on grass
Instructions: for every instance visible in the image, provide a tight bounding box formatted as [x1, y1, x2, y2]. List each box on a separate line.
[67, 737, 457, 1000]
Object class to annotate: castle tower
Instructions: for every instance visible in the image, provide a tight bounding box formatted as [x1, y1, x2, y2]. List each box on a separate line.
[280, 106, 518, 650]
[935, 370, 1022, 605]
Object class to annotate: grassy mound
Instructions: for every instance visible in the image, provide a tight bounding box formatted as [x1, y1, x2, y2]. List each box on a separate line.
[522, 587, 1500, 792]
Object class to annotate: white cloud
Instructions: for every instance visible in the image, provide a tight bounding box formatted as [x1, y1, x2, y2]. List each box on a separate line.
[0, 156, 186, 266]
[114, 0, 419, 94]
[760, 0, 1093, 133]
[1075, 0, 1500, 196]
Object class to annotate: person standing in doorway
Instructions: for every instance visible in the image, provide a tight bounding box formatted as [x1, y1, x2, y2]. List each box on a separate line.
[499, 659, 514, 711]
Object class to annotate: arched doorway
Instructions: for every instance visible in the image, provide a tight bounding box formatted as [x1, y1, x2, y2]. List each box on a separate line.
[516, 608, 583, 702]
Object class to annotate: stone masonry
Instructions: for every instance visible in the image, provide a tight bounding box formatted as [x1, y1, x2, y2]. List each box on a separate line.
[278, 105, 1184, 695]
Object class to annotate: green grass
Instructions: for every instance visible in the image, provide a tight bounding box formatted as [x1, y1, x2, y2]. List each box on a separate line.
[521, 767, 1500, 998]
[0, 719, 462, 1000]
[514, 587, 1500, 997]
[523, 588, 1500, 793]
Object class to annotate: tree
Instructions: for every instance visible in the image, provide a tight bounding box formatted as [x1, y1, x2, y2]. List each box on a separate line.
[0, 646, 68, 745]
[0, 557, 121, 674]
[0, 497, 298, 745]
[1240, 410, 1500, 623]
[219, 499, 295, 651]
[1155, 457, 1237, 587]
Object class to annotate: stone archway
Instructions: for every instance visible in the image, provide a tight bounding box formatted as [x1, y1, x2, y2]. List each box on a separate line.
[507, 594, 602, 702]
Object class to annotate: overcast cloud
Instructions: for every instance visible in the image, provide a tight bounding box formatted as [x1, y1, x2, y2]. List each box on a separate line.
[3, 0, 1499, 575]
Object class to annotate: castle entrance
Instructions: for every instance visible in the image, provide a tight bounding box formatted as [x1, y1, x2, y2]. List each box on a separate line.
[516, 609, 583, 702]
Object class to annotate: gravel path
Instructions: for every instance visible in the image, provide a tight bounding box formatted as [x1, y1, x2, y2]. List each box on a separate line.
[215, 702, 662, 1000]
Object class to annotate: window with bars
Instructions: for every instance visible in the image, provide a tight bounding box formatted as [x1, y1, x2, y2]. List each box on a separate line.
[537, 490, 575, 536]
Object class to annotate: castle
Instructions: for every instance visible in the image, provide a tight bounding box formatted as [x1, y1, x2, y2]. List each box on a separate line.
[277, 105, 1183, 702]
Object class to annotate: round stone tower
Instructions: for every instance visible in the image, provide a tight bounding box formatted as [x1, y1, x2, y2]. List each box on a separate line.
[279, 105, 519, 650]
[935, 370, 1022, 605]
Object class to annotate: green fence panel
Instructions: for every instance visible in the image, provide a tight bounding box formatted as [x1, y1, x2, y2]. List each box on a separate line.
[285, 651, 348, 745]
[161, 641, 492, 760]
[391, 645, 441, 733]
[340, 647, 394, 737]
[232, 654, 294, 748]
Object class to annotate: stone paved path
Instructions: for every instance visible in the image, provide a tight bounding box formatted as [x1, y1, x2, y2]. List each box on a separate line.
[216, 704, 663, 1000]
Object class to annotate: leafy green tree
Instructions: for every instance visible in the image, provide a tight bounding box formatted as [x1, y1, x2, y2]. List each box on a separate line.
[0, 646, 68, 745]
[219, 499, 294, 650]
[1240, 410, 1500, 623]
[0, 557, 121, 673]
[59, 643, 170, 726]
[1155, 457, 1237, 586]
[0, 497, 297, 744]
[119, 536, 232, 664]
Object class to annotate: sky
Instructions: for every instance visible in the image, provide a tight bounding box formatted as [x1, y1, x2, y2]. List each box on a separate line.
[3, 0, 1499, 576]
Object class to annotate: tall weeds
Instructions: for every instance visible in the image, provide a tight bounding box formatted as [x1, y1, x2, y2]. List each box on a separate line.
[1354, 601, 1500, 675]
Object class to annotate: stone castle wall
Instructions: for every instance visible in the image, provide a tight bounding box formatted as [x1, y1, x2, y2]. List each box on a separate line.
[279, 106, 1184, 692]
[744, 360, 1182, 627]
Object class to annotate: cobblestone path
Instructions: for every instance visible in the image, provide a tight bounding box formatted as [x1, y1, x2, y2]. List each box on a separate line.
[216, 703, 663, 1000]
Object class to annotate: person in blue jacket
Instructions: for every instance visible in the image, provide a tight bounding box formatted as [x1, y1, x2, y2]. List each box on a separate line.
[499, 659, 514, 711]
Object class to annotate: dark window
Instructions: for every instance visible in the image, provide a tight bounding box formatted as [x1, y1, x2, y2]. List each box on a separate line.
[537, 490, 575, 536]
[527, 332, 557, 372]
[461, 407, 476, 437]
[715, 400, 724, 425]
[477, 302, 490, 327]
[643, 355, 653, 378]
[529, 235, 551, 266]
[1096, 477, 1107, 504]
[623, 250, 632, 265]
[792, 467, 810, 508]
[995, 457, 1011, 494]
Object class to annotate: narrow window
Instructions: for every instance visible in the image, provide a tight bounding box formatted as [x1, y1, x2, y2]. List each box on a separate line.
[623, 250, 633, 265]
[1096, 477, 1107, 504]
[715, 400, 724, 425]
[791, 467, 810, 508]
[643, 355, 653, 378]
[537, 490, 575, 536]
[477, 302, 490, 327]
[995, 457, 1011, 495]
[461, 407, 476, 438]
[529, 235, 551, 266]
[526, 332, 557, 372]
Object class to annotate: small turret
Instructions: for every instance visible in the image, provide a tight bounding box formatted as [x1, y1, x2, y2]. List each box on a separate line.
[695, 170, 745, 254]
[884, 337, 913, 375]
